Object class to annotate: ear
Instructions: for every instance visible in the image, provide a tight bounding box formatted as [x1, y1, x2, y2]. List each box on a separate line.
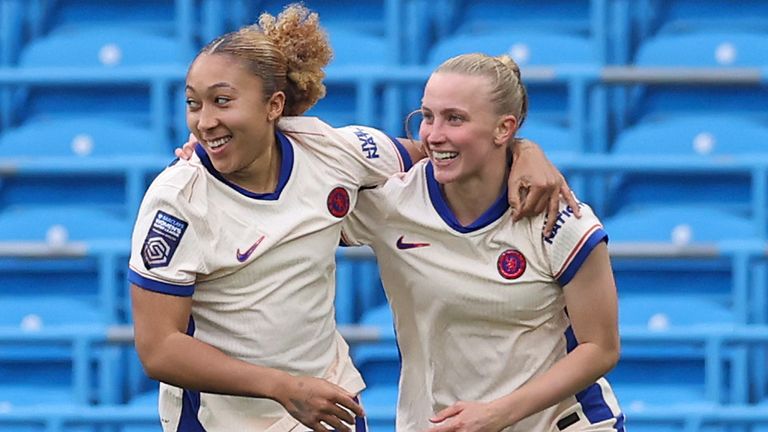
[494, 115, 518, 147]
[267, 91, 286, 122]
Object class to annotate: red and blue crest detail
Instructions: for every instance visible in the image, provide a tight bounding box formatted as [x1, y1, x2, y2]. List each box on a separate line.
[327, 186, 350, 218]
[497, 249, 526, 280]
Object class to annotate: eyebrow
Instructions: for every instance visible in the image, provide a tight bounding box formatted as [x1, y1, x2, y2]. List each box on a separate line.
[422, 105, 469, 115]
[185, 82, 235, 91]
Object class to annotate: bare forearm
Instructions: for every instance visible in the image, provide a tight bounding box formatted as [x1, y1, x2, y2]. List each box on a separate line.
[492, 343, 619, 427]
[140, 331, 288, 400]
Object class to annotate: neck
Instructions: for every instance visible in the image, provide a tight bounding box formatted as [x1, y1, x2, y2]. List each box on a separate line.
[441, 157, 510, 227]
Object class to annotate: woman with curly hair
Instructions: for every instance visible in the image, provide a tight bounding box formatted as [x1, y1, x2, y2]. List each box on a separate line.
[129, 4, 575, 431]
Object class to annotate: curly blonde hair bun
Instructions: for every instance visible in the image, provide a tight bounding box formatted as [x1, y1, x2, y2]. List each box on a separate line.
[198, 3, 333, 116]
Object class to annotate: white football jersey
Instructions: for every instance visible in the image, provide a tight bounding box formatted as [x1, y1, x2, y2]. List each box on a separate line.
[342, 160, 624, 432]
[128, 116, 411, 431]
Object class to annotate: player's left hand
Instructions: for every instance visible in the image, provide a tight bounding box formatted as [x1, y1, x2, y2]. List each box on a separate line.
[174, 133, 197, 160]
[508, 138, 580, 237]
[426, 401, 506, 432]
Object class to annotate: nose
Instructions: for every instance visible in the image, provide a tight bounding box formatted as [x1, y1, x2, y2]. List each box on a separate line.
[195, 104, 219, 132]
[421, 120, 446, 148]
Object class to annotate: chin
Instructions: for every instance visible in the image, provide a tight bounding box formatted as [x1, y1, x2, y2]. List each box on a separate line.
[433, 169, 458, 185]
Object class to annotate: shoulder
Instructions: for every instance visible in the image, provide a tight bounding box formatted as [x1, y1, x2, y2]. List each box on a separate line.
[278, 116, 334, 136]
[143, 157, 208, 211]
[384, 159, 428, 190]
[540, 201, 605, 250]
[279, 116, 391, 153]
[362, 160, 428, 202]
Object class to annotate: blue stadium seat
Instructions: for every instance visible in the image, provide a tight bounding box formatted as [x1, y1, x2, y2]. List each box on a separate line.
[0, 206, 130, 242]
[620, 295, 735, 331]
[0, 207, 128, 406]
[634, 32, 768, 67]
[605, 205, 757, 406]
[614, 296, 741, 407]
[635, 0, 768, 38]
[608, 116, 768, 218]
[627, 32, 768, 124]
[0, 0, 25, 65]
[363, 384, 398, 432]
[0, 298, 102, 329]
[37, 0, 181, 37]
[518, 119, 579, 156]
[0, 206, 131, 325]
[442, 0, 596, 36]
[7, 27, 192, 145]
[605, 206, 756, 313]
[19, 26, 191, 69]
[335, 249, 386, 325]
[0, 118, 164, 157]
[605, 206, 756, 244]
[0, 385, 77, 407]
[354, 304, 398, 432]
[427, 32, 598, 68]
[306, 26, 395, 130]
[19, 28, 184, 68]
[612, 116, 768, 156]
[0, 322, 115, 408]
[352, 305, 399, 388]
[427, 0, 610, 64]
[121, 389, 161, 431]
[0, 117, 168, 217]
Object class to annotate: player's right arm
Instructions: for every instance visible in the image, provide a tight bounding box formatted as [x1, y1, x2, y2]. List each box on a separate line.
[130, 285, 362, 431]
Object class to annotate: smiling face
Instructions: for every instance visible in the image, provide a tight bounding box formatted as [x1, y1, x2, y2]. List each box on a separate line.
[185, 53, 284, 178]
[419, 72, 512, 186]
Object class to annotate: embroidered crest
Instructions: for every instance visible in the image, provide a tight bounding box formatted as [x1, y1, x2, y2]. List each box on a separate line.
[142, 210, 188, 269]
[327, 187, 350, 218]
[497, 249, 526, 280]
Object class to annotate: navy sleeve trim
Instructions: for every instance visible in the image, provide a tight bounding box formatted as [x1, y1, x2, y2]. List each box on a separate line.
[386, 134, 413, 171]
[557, 229, 608, 286]
[128, 269, 195, 297]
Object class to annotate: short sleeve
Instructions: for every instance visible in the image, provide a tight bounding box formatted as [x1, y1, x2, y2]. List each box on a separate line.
[341, 186, 387, 247]
[128, 184, 205, 297]
[278, 117, 414, 188]
[332, 125, 413, 187]
[541, 202, 608, 286]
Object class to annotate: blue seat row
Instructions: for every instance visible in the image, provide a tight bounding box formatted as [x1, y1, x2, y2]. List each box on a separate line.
[1, 15, 766, 143]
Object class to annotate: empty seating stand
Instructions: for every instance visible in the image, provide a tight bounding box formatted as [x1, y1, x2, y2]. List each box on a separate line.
[626, 32, 768, 125]
[0, 2, 765, 430]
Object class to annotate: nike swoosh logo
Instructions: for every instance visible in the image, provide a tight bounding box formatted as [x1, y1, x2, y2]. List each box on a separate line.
[396, 235, 431, 250]
[236, 235, 266, 262]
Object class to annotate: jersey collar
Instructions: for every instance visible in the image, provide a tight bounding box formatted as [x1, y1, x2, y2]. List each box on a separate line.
[195, 130, 294, 200]
[425, 162, 509, 233]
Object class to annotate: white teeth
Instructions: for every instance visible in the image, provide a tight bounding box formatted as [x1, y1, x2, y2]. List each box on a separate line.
[207, 136, 231, 149]
[433, 151, 458, 161]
